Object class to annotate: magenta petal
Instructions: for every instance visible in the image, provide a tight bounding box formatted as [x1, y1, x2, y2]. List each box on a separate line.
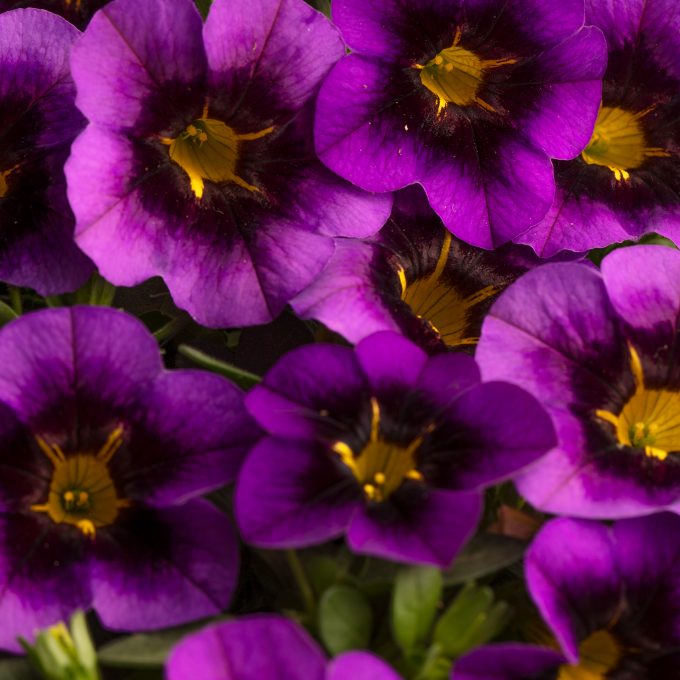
[452, 644, 564, 680]
[71, 0, 206, 132]
[0, 307, 161, 433]
[235, 437, 359, 548]
[204, 0, 344, 123]
[328, 651, 402, 680]
[167, 615, 326, 680]
[0, 514, 92, 652]
[355, 332, 428, 393]
[91, 500, 239, 631]
[514, 27, 606, 160]
[116, 371, 261, 506]
[245, 344, 366, 437]
[347, 488, 482, 567]
[526, 518, 620, 662]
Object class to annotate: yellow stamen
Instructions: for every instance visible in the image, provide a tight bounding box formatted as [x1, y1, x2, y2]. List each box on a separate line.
[595, 344, 680, 460]
[162, 105, 273, 199]
[97, 425, 124, 464]
[32, 429, 130, 536]
[414, 27, 516, 115]
[330, 398, 427, 502]
[558, 630, 622, 680]
[581, 105, 671, 182]
[399, 232, 498, 347]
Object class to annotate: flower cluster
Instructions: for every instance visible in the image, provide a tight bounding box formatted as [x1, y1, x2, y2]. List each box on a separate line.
[0, 0, 679, 679]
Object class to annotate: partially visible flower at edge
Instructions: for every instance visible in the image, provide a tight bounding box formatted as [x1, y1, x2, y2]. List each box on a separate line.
[0, 305, 260, 651]
[0, 8, 94, 295]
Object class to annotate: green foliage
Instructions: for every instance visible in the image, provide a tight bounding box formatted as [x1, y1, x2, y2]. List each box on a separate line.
[318, 585, 374, 655]
[391, 566, 442, 659]
[443, 534, 525, 585]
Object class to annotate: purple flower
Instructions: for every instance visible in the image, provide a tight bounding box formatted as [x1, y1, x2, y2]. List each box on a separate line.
[236, 332, 555, 567]
[477, 245, 680, 518]
[314, 0, 607, 248]
[66, 0, 391, 328]
[0, 9, 93, 294]
[294, 186, 552, 353]
[519, 0, 680, 256]
[454, 513, 680, 679]
[0, 1, 109, 28]
[167, 614, 401, 680]
[0, 306, 260, 651]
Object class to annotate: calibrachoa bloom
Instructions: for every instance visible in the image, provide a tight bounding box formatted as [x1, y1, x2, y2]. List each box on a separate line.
[0, 306, 260, 651]
[236, 332, 555, 567]
[477, 245, 680, 518]
[167, 614, 402, 680]
[314, 0, 607, 248]
[293, 187, 548, 353]
[0, 9, 93, 294]
[0, 1, 109, 28]
[455, 514, 680, 679]
[519, 0, 680, 256]
[66, 0, 391, 328]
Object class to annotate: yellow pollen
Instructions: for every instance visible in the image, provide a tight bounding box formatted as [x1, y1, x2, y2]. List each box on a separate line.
[31, 428, 131, 537]
[595, 344, 680, 461]
[558, 630, 622, 680]
[581, 105, 670, 182]
[414, 27, 516, 115]
[161, 104, 273, 199]
[399, 231, 498, 347]
[331, 397, 427, 502]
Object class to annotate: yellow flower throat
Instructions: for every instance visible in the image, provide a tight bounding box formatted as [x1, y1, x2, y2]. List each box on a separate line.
[397, 232, 497, 347]
[31, 426, 130, 538]
[414, 28, 517, 115]
[581, 106, 670, 181]
[0, 165, 18, 199]
[161, 104, 273, 200]
[596, 344, 680, 461]
[331, 398, 426, 502]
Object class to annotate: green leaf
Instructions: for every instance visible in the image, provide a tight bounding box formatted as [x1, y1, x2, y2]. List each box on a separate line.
[97, 628, 197, 668]
[177, 345, 261, 389]
[195, 0, 212, 18]
[442, 534, 525, 585]
[433, 584, 511, 658]
[391, 565, 442, 657]
[318, 584, 374, 655]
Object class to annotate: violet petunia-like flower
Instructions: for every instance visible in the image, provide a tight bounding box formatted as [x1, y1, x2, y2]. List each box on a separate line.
[455, 514, 680, 680]
[477, 245, 680, 518]
[314, 0, 607, 248]
[0, 9, 93, 294]
[236, 332, 555, 567]
[167, 614, 402, 680]
[519, 0, 680, 256]
[293, 186, 549, 353]
[0, 1, 109, 28]
[66, 0, 391, 328]
[0, 306, 260, 651]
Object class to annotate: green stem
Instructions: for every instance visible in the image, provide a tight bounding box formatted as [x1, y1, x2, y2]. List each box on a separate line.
[8, 286, 22, 316]
[177, 345, 261, 388]
[415, 643, 444, 680]
[286, 550, 316, 618]
[153, 316, 189, 344]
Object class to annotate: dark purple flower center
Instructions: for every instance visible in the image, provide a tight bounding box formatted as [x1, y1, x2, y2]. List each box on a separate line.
[161, 103, 273, 200]
[398, 232, 496, 347]
[581, 105, 670, 182]
[413, 27, 516, 116]
[596, 344, 680, 462]
[31, 426, 130, 538]
[331, 397, 425, 502]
